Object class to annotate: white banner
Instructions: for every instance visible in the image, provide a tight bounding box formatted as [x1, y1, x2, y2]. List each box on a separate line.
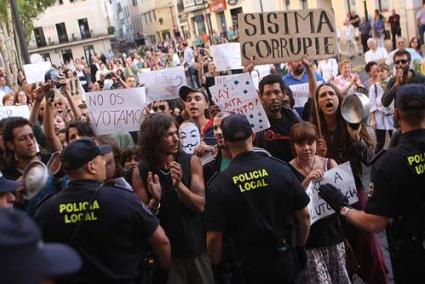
[0, 105, 30, 120]
[86, 87, 146, 135]
[306, 162, 359, 225]
[210, 73, 270, 133]
[23, 61, 52, 84]
[289, 81, 322, 108]
[211, 43, 243, 72]
[137, 66, 186, 102]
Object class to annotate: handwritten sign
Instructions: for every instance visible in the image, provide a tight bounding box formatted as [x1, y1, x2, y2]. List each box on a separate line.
[137, 66, 186, 102]
[238, 8, 337, 65]
[210, 73, 270, 133]
[306, 162, 358, 225]
[86, 87, 146, 135]
[211, 43, 243, 71]
[289, 81, 322, 108]
[23, 61, 52, 84]
[0, 105, 30, 120]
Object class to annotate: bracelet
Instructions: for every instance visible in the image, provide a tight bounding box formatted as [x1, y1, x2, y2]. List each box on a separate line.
[340, 206, 352, 217]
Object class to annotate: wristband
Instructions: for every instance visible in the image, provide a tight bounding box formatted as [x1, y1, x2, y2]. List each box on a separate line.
[340, 206, 352, 217]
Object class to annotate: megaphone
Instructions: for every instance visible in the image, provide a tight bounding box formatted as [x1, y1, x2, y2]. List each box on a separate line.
[22, 160, 48, 200]
[341, 92, 370, 130]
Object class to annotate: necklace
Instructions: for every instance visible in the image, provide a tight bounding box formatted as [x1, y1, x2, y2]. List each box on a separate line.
[295, 156, 316, 176]
[158, 168, 171, 175]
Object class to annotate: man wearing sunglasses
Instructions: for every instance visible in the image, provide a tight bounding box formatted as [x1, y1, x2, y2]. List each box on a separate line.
[382, 49, 425, 108]
[152, 100, 173, 116]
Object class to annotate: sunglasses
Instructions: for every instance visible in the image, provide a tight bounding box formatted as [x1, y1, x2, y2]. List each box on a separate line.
[153, 105, 166, 112]
[394, 59, 409, 65]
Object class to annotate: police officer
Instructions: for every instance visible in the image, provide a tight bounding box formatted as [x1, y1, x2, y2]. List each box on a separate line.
[204, 114, 311, 284]
[318, 84, 425, 283]
[34, 138, 171, 283]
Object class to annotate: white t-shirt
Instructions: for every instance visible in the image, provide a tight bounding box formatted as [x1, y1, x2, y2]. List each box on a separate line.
[364, 48, 388, 63]
[318, 58, 338, 82]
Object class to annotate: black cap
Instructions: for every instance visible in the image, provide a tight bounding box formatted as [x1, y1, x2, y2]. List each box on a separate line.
[179, 85, 208, 102]
[0, 209, 81, 283]
[61, 138, 112, 170]
[221, 114, 253, 142]
[395, 84, 425, 111]
[0, 172, 22, 193]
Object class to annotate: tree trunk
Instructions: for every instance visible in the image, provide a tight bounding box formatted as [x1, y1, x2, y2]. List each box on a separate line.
[0, 22, 13, 86]
[6, 0, 18, 89]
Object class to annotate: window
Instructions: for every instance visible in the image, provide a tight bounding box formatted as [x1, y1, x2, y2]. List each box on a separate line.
[33, 27, 47, 47]
[83, 45, 95, 63]
[301, 0, 308, 9]
[132, 0, 137, 6]
[153, 10, 156, 21]
[41, 53, 51, 62]
[55, 22, 69, 43]
[62, 49, 73, 64]
[58, 0, 63, 4]
[148, 12, 152, 23]
[78, 18, 91, 39]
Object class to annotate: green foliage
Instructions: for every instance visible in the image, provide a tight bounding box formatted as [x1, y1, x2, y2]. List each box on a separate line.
[0, 0, 56, 42]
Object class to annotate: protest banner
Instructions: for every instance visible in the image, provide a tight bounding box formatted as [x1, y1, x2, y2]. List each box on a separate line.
[211, 43, 243, 71]
[238, 8, 337, 65]
[306, 162, 358, 224]
[137, 66, 186, 102]
[210, 73, 270, 133]
[23, 61, 52, 84]
[0, 105, 30, 120]
[289, 81, 322, 108]
[86, 87, 146, 135]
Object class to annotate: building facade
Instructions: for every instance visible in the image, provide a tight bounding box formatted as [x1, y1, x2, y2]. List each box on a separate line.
[28, 0, 115, 66]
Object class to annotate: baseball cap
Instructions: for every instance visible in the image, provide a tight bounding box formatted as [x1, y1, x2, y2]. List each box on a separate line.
[179, 85, 208, 102]
[221, 114, 253, 142]
[0, 209, 81, 283]
[0, 171, 22, 193]
[61, 138, 112, 170]
[395, 84, 425, 111]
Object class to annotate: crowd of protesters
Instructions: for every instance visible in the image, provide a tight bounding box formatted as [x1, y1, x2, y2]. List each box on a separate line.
[0, 8, 425, 284]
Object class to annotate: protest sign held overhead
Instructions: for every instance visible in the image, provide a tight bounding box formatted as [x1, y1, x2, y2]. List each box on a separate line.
[138, 66, 186, 102]
[238, 8, 337, 65]
[306, 162, 358, 224]
[211, 43, 243, 71]
[289, 80, 323, 108]
[0, 105, 30, 120]
[23, 61, 52, 84]
[86, 87, 146, 135]
[210, 73, 270, 133]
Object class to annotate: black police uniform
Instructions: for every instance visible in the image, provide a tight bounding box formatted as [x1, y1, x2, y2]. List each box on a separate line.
[204, 151, 309, 284]
[365, 129, 425, 282]
[34, 180, 159, 284]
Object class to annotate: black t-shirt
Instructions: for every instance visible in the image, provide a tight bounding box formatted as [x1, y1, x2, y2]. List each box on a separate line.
[350, 15, 361, 28]
[138, 152, 205, 257]
[255, 107, 301, 162]
[290, 167, 342, 249]
[204, 151, 309, 261]
[34, 179, 159, 284]
[366, 129, 425, 221]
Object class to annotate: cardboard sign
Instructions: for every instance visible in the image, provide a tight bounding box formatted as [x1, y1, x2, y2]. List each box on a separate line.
[23, 61, 52, 84]
[306, 162, 358, 225]
[0, 105, 30, 120]
[86, 87, 146, 135]
[211, 43, 243, 71]
[137, 66, 186, 102]
[238, 8, 337, 65]
[289, 81, 322, 108]
[210, 73, 270, 133]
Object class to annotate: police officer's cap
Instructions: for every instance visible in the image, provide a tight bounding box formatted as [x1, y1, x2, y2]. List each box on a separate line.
[0, 209, 81, 283]
[61, 138, 112, 170]
[221, 114, 253, 142]
[395, 84, 425, 112]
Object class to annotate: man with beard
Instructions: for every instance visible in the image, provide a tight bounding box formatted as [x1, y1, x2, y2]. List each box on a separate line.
[135, 113, 214, 284]
[1, 117, 63, 216]
[255, 75, 301, 162]
[283, 60, 323, 118]
[382, 49, 425, 108]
